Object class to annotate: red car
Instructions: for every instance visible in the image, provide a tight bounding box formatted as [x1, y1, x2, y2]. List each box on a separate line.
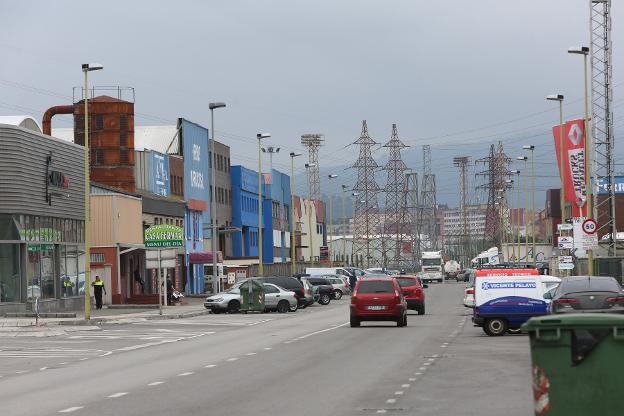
[350, 277, 407, 327]
[393, 275, 427, 315]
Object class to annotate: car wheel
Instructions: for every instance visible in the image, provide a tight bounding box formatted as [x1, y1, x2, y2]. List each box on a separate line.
[333, 290, 343, 300]
[289, 302, 298, 312]
[211, 309, 223, 314]
[417, 305, 425, 315]
[319, 294, 331, 305]
[227, 300, 240, 314]
[483, 318, 508, 336]
[350, 316, 360, 327]
[438, 279, 443, 283]
[277, 300, 290, 313]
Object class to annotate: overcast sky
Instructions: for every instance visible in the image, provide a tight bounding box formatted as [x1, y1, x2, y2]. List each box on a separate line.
[1, 0, 621, 206]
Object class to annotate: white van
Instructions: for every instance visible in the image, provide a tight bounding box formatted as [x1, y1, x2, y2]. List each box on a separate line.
[473, 273, 561, 336]
[305, 267, 353, 279]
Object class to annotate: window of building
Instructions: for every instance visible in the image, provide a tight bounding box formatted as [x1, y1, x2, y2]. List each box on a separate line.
[96, 115, 104, 131]
[208, 151, 212, 169]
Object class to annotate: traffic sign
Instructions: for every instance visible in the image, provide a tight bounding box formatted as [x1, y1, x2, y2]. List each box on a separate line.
[582, 219, 598, 235]
[558, 263, 575, 270]
[557, 223, 573, 232]
[558, 256, 573, 263]
[558, 236, 574, 249]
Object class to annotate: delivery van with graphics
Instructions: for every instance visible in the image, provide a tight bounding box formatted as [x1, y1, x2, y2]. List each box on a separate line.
[473, 269, 558, 336]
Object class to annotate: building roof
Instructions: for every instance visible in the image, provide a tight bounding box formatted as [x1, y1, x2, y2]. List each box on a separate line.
[0, 115, 42, 133]
[135, 125, 179, 153]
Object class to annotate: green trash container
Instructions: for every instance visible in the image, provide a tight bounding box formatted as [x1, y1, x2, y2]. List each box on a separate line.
[239, 279, 265, 313]
[522, 314, 624, 416]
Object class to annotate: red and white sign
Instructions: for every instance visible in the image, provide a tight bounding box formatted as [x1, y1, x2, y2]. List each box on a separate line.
[552, 119, 587, 217]
[582, 219, 598, 235]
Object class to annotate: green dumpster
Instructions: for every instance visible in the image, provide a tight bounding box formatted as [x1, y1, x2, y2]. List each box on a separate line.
[239, 279, 265, 313]
[522, 314, 624, 416]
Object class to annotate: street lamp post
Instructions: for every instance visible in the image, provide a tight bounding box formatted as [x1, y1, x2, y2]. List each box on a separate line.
[328, 174, 338, 266]
[289, 152, 302, 275]
[81, 63, 103, 321]
[510, 170, 521, 266]
[305, 163, 317, 264]
[523, 145, 536, 266]
[517, 157, 529, 265]
[209, 102, 226, 293]
[569, 46, 594, 275]
[505, 179, 514, 263]
[257, 133, 270, 276]
[547, 94, 566, 276]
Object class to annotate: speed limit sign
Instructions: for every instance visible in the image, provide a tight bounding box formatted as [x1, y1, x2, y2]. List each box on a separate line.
[582, 219, 598, 235]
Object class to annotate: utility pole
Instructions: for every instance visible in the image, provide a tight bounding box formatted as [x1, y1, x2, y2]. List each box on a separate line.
[405, 172, 419, 271]
[301, 134, 324, 201]
[420, 145, 438, 250]
[454, 156, 471, 268]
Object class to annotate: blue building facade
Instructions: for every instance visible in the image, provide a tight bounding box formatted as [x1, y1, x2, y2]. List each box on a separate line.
[267, 169, 291, 262]
[179, 118, 210, 294]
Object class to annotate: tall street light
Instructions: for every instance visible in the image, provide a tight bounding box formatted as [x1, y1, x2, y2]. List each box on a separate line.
[341, 184, 349, 265]
[82, 63, 103, 321]
[547, 94, 566, 276]
[510, 170, 521, 265]
[262, 146, 280, 182]
[505, 179, 514, 263]
[257, 133, 270, 276]
[523, 145, 536, 266]
[517, 157, 529, 265]
[328, 174, 338, 266]
[305, 163, 317, 264]
[209, 102, 226, 293]
[289, 152, 302, 275]
[569, 45, 594, 275]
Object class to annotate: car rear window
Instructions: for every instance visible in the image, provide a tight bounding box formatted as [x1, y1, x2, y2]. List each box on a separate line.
[563, 277, 620, 293]
[395, 278, 417, 287]
[358, 280, 395, 293]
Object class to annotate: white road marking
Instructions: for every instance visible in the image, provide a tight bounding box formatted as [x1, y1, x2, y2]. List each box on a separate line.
[377, 410, 387, 414]
[148, 381, 165, 386]
[415, 372, 422, 376]
[79, 358, 89, 361]
[441, 345, 448, 348]
[40, 367, 48, 371]
[15, 370, 28, 374]
[263, 347, 272, 350]
[226, 357, 239, 362]
[178, 372, 194, 376]
[205, 364, 217, 368]
[409, 378, 416, 381]
[294, 322, 349, 341]
[419, 367, 426, 370]
[58, 407, 83, 413]
[245, 352, 257, 356]
[401, 384, 410, 388]
[107, 392, 128, 398]
[386, 398, 396, 404]
[424, 362, 431, 366]
[394, 391, 404, 395]
[428, 358, 435, 361]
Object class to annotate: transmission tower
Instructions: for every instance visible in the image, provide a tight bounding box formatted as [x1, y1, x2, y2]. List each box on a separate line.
[405, 172, 420, 271]
[301, 134, 324, 200]
[420, 145, 438, 250]
[351, 121, 382, 268]
[476, 142, 510, 248]
[453, 156, 471, 267]
[382, 124, 409, 269]
[590, 0, 617, 255]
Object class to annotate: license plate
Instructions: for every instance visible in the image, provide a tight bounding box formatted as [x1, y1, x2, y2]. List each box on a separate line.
[367, 305, 386, 310]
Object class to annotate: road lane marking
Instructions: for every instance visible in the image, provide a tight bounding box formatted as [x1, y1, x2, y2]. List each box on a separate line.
[40, 367, 48, 371]
[245, 352, 257, 356]
[107, 392, 128, 398]
[377, 410, 387, 414]
[394, 391, 404, 395]
[401, 384, 410, 388]
[424, 362, 431, 366]
[58, 407, 83, 413]
[226, 357, 239, 362]
[428, 358, 435, 361]
[263, 347, 272, 350]
[386, 399, 396, 404]
[205, 364, 217, 368]
[409, 378, 416, 381]
[15, 370, 28, 374]
[294, 322, 349, 341]
[178, 372, 194, 376]
[148, 381, 165, 386]
[79, 358, 89, 361]
[415, 372, 422, 375]
[419, 367, 426, 370]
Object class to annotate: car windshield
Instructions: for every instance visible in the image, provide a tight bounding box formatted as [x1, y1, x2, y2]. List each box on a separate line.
[422, 259, 440, 266]
[358, 281, 394, 293]
[395, 278, 416, 287]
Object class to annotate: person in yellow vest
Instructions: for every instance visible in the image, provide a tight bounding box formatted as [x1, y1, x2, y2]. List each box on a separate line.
[62, 276, 74, 297]
[91, 276, 107, 310]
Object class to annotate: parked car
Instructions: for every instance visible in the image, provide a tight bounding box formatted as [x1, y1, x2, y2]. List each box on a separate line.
[320, 274, 351, 299]
[461, 268, 475, 283]
[306, 267, 354, 280]
[262, 283, 298, 313]
[547, 276, 624, 315]
[204, 287, 242, 313]
[350, 277, 407, 327]
[256, 276, 313, 310]
[393, 275, 427, 315]
[301, 277, 334, 305]
[365, 268, 390, 275]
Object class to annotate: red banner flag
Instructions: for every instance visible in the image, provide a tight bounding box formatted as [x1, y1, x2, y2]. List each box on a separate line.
[552, 119, 587, 217]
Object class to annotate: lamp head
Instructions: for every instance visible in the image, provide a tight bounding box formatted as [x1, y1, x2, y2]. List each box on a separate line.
[328, 174, 338, 179]
[257, 133, 271, 140]
[517, 156, 528, 161]
[523, 145, 535, 150]
[568, 46, 589, 55]
[290, 152, 302, 157]
[352, 192, 360, 197]
[305, 163, 317, 169]
[82, 63, 103, 72]
[209, 102, 226, 110]
[505, 179, 514, 184]
[546, 94, 564, 101]
[511, 170, 521, 174]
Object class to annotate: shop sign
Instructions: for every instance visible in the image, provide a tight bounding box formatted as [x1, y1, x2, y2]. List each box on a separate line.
[144, 224, 184, 248]
[21, 227, 62, 241]
[27, 243, 54, 251]
[319, 245, 329, 261]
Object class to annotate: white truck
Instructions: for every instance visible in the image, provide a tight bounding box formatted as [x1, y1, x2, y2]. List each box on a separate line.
[420, 251, 444, 283]
[472, 247, 500, 267]
[444, 260, 461, 280]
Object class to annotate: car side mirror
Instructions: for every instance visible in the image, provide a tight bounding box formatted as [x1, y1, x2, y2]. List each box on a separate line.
[423, 284, 429, 289]
[543, 292, 553, 300]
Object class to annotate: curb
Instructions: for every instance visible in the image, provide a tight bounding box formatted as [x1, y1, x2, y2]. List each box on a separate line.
[54, 308, 211, 326]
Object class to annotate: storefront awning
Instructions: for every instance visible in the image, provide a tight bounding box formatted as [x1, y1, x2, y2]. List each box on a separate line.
[189, 251, 223, 264]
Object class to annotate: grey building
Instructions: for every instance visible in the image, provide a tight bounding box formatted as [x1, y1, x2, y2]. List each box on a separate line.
[209, 140, 232, 258]
[0, 119, 85, 313]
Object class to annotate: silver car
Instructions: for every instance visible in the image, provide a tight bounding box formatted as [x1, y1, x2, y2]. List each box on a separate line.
[320, 274, 351, 299]
[204, 287, 242, 314]
[263, 283, 298, 313]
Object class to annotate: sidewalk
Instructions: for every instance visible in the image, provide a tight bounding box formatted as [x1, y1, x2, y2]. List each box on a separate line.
[0, 297, 209, 329]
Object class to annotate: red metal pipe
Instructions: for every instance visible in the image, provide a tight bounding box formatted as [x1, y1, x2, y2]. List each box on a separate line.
[42, 105, 74, 135]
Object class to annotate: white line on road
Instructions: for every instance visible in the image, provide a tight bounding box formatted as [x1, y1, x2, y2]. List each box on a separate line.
[58, 407, 83, 413]
[401, 384, 410, 388]
[15, 370, 28, 374]
[424, 362, 431, 366]
[40, 367, 48, 371]
[245, 352, 257, 356]
[377, 410, 387, 414]
[148, 381, 165, 386]
[205, 364, 217, 368]
[107, 392, 128, 398]
[263, 347, 272, 350]
[409, 378, 416, 381]
[178, 372, 194, 376]
[419, 367, 426, 370]
[415, 372, 422, 375]
[428, 358, 435, 361]
[386, 398, 396, 404]
[79, 358, 89, 361]
[294, 322, 349, 341]
[226, 357, 239, 362]
[394, 391, 404, 395]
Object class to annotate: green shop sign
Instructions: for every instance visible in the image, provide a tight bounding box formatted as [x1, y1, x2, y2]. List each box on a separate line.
[144, 224, 184, 248]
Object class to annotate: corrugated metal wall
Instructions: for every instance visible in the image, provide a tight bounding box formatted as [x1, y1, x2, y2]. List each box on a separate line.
[0, 124, 85, 219]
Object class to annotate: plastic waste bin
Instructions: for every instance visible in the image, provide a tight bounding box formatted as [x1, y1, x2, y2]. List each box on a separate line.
[522, 314, 624, 416]
[239, 279, 265, 313]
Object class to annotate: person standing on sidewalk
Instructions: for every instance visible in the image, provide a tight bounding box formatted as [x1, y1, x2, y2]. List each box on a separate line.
[91, 276, 107, 310]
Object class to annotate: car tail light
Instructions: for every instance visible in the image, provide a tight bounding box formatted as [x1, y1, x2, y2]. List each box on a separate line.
[554, 298, 579, 304]
[466, 288, 474, 295]
[606, 297, 624, 303]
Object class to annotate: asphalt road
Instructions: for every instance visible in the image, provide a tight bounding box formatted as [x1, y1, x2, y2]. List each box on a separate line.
[0, 282, 533, 416]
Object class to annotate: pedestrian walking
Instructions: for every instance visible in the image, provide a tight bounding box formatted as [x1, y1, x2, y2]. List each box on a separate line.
[62, 276, 74, 297]
[91, 275, 107, 310]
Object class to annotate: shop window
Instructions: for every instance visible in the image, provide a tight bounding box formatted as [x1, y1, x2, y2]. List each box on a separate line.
[0, 244, 21, 303]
